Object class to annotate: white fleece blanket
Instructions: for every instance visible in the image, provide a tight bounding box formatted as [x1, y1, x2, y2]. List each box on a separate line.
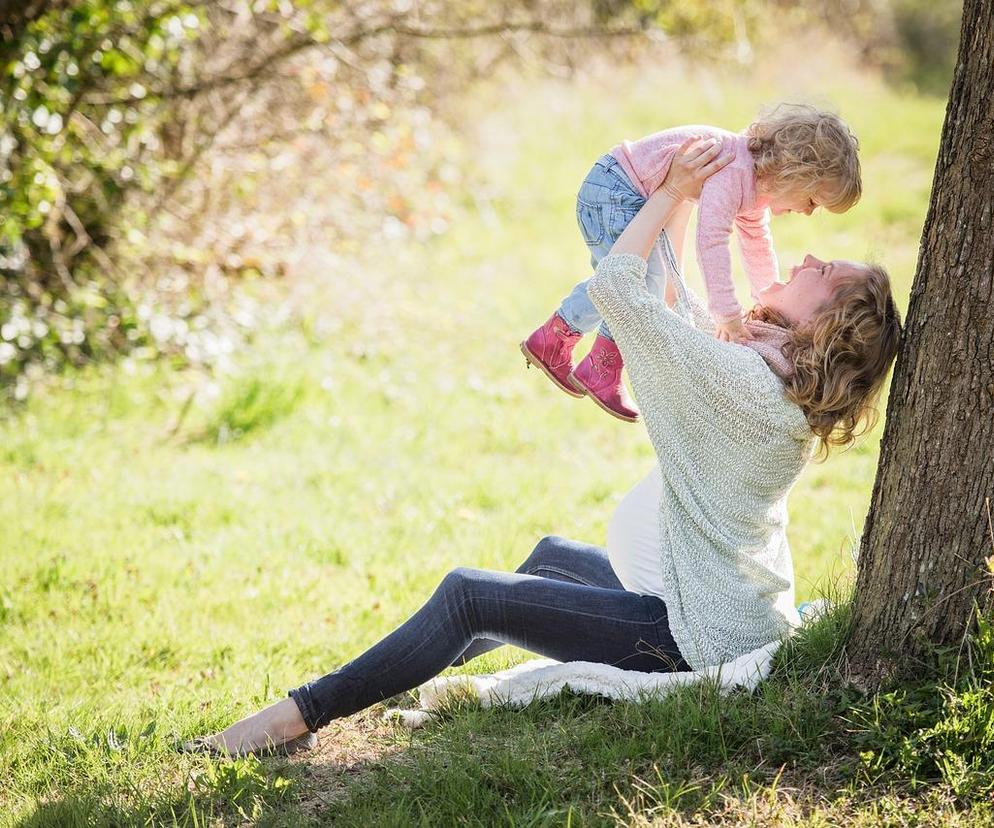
[383, 639, 783, 729]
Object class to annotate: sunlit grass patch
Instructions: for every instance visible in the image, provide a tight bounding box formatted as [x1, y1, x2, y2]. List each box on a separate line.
[199, 372, 308, 444]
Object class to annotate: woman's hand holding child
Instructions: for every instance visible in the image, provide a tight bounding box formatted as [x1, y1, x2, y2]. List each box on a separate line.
[660, 136, 732, 203]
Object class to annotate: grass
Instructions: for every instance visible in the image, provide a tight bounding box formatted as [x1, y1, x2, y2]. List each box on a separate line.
[3, 42, 989, 826]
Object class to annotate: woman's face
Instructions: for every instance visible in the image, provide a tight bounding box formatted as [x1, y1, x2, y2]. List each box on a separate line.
[756, 254, 866, 326]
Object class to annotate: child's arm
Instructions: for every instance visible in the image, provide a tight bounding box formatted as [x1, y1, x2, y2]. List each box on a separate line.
[735, 208, 779, 301]
[696, 175, 754, 342]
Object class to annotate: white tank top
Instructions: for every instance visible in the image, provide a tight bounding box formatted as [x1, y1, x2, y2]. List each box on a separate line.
[607, 466, 667, 597]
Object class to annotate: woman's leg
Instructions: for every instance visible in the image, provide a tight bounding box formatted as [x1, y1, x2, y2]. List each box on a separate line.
[198, 535, 641, 755]
[560, 156, 643, 337]
[449, 534, 624, 666]
[288, 556, 689, 732]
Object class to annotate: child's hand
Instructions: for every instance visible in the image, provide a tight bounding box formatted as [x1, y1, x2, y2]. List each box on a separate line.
[715, 317, 754, 344]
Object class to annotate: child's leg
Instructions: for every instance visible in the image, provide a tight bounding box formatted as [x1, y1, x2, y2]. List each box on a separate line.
[594, 201, 691, 329]
[558, 156, 643, 335]
[521, 157, 637, 398]
[558, 212, 621, 334]
[596, 199, 693, 337]
[553, 157, 645, 421]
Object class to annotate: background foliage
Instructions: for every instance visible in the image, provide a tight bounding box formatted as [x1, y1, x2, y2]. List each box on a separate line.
[0, 0, 962, 400]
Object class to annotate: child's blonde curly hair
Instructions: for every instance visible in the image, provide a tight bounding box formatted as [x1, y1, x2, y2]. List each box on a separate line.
[748, 264, 902, 460]
[747, 103, 861, 213]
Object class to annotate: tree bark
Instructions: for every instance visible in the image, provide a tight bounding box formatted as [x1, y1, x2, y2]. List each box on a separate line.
[844, 0, 994, 687]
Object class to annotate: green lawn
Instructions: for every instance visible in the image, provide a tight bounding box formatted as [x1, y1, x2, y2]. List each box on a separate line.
[3, 51, 978, 826]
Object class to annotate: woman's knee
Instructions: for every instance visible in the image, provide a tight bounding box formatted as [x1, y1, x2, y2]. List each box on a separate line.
[439, 566, 483, 598]
[521, 535, 568, 573]
[437, 566, 495, 627]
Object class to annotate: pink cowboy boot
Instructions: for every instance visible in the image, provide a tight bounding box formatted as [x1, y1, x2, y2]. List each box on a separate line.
[569, 334, 640, 422]
[520, 313, 585, 398]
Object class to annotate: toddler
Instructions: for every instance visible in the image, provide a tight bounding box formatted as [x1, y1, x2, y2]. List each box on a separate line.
[520, 103, 861, 422]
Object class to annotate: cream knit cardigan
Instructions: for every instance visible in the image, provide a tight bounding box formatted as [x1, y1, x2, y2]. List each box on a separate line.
[588, 246, 815, 670]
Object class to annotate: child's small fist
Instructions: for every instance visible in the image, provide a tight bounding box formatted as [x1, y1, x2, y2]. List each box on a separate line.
[715, 318, 753, 344]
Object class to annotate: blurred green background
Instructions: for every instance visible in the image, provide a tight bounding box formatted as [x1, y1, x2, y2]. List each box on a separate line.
[0, 1, 961, 823]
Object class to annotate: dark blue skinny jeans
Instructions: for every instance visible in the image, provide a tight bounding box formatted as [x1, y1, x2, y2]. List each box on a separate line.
[288, 535, 690, 731]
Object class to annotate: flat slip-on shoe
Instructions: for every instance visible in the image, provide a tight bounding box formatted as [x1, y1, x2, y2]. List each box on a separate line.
[178, 731, 318, 758]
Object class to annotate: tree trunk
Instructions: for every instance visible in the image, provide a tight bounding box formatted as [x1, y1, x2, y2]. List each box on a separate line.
[843, 0, 994, 687]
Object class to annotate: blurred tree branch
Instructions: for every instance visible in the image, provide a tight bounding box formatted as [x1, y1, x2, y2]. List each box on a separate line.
[85, 16, 649, 107]
[0, 1, 70, 41]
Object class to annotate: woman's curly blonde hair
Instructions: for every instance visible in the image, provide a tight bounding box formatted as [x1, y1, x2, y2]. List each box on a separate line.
[747, 265, 903, 460]
[747, 103, 861, 213]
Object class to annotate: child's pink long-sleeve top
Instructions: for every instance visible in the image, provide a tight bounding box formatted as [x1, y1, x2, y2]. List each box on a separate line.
[610, 126, 779, 323]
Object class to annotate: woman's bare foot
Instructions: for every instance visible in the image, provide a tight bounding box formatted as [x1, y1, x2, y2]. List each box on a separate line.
[193, 698, 313, 757]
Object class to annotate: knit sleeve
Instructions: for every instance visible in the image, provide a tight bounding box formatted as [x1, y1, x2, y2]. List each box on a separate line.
[735, 208, 779, 301]
[677, 278, 717, 334]
[587, 254, 779, 444]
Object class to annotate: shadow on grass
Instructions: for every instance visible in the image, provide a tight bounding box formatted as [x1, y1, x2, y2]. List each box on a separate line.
[11, 704, 413, 828]
[12, 608, 852, 827]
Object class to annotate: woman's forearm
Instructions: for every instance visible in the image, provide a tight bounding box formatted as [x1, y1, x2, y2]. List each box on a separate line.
[609, 189, 684, 261]
[663, 201, 694, 307]
[667, 201, 694, 271]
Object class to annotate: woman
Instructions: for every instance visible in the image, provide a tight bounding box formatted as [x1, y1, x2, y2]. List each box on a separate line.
[183, 138, 902, 757]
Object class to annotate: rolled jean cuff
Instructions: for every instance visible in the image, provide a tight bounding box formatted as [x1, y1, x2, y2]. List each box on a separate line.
[287, 685, 320, 733]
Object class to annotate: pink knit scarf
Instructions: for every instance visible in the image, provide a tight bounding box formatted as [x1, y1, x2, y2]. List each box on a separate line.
[742, 319, 795, 381]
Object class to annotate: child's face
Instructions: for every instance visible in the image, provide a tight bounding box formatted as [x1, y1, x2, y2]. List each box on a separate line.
[757, 254, 866, 326]
[766, 188, 820, 216]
